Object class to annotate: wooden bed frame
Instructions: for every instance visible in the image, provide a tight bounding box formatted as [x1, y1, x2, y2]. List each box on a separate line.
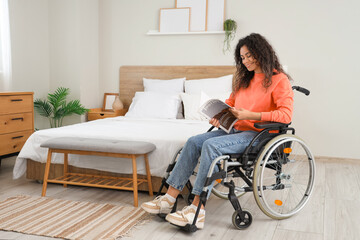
[26, 65, 236, 192]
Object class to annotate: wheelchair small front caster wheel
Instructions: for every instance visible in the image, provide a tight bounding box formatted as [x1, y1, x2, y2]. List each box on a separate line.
[232, 210, 252, 229]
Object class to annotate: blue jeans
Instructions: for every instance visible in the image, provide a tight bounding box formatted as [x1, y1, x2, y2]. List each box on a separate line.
[166, 128, 259, 197]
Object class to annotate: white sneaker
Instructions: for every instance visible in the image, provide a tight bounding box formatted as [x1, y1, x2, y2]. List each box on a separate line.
[165, 205, 205, 229]
[141, 195, 175, 214]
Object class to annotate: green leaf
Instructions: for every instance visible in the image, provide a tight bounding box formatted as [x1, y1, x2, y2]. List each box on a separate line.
[34, 99, 52, 117]
[223, 19, 237, 54]
[60, 100, 88, 117]
[34, 87, 88, 128]
[47, 87, 69, 113]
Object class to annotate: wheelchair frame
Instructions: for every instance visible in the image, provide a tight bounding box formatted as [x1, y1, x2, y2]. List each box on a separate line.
[155, 86, 316, 232]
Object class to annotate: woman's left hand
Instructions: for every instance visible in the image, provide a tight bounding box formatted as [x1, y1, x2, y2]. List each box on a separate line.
[209, 118, 221, 128]
[229, 107, 261, 120]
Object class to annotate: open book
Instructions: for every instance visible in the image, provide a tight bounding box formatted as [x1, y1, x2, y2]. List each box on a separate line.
[198, 99, 238, 133]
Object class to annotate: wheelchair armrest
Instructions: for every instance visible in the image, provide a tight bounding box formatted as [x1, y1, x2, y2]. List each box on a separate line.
[254, 121, 290, 129]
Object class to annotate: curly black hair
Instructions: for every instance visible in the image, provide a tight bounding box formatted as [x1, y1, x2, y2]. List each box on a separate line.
[233, 33, 291, 92]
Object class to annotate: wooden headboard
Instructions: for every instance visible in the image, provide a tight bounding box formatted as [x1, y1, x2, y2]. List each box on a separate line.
[119, 65, 236, 109]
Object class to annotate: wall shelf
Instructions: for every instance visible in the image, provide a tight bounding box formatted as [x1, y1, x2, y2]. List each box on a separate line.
[146, 30, 225, 36]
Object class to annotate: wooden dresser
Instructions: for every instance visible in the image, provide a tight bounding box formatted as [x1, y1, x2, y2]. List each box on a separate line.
[0, 92, 34, 158]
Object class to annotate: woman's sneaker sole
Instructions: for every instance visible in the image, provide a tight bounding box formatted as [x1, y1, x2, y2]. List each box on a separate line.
[165, 213, 204, 229]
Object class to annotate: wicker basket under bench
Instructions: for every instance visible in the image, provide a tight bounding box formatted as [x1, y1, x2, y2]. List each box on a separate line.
[40, 137, 156, 207]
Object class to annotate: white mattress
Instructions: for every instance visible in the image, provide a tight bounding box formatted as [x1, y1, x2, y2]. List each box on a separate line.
[13, 117, 210, 179]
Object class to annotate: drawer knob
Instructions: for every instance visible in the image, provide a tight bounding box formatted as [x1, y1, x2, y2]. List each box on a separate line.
[11, 117, 24, 121]
[100, 113, 104, 116]
[12, 136, 24, 139]
[11, 99, 23, 102]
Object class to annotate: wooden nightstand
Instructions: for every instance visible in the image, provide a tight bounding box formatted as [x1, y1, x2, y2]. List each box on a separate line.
[87, 108, 127, 121]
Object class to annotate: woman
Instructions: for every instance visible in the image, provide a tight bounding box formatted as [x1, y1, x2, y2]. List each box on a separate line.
[141, 33, 294, 229]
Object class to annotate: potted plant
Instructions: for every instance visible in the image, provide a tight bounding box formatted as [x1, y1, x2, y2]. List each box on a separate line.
[34, 87, 88, 128]
[223, 19, 237, 54]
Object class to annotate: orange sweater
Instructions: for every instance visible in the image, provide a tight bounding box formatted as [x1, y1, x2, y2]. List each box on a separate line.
[225, 72, 294, 132]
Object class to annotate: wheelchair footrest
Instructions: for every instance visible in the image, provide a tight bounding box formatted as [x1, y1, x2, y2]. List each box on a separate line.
[180, 223, 198, 232]
[157, 213, 167, 219]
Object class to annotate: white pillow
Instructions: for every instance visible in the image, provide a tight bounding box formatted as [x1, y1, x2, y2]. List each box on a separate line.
[180, 91, 231, 120]
[143, 77, 186, 118]
[143, 77, 186, 94]
[180, 93, 206, 121]
[125, 92, 181, 119]
[185, 74, 233, 94]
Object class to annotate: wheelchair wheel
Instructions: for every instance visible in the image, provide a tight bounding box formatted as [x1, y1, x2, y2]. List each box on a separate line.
[232, 209, 252, 229]
[212, 175, 246, 199]
[253, 134, 315, 219]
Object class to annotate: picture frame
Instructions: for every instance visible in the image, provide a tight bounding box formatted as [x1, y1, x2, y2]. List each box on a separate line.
[103, 93, 118, 111]
[207, 0, 225, 31]
[159, 8, 191, 33]
[176, 0, 208, 31]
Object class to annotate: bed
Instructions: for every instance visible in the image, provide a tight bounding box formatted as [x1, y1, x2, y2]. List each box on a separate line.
[13, 65, 236, 191]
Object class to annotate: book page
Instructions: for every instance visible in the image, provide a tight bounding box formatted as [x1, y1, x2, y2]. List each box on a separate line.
[200, 99, 229, 118]
[199, 99, 238, 133]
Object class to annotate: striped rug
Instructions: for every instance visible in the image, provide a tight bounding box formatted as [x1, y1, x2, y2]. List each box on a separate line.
[0, 195, 149, 240]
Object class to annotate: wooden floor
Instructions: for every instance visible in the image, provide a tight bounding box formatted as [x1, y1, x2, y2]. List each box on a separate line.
[0, 155, 359, 240]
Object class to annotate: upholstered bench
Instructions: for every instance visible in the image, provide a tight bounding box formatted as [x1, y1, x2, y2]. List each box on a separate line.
[40, 137, 156, 207]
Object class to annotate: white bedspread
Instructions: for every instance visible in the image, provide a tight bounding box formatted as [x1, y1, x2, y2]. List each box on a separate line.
[13, 117, 211, 179]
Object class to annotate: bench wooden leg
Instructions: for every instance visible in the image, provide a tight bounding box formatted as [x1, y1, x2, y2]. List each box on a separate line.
[42, 149, 52, 196]
[144, 154, 153, 197]
[131, 154, 138, 207]
[63, 153, 68, 188]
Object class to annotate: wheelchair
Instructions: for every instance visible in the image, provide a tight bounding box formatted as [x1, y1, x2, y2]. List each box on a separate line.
[155, 86, 316, 232]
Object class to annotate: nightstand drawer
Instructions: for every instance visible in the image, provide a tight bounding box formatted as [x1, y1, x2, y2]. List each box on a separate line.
[0, 113, 33, 134]
[88, 108, 127, 121]
[0, 130, 33, 155]
[88, 112, 116, 121]
[0, 95, 33, 114]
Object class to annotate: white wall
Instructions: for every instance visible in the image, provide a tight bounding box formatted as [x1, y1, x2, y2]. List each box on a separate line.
[7, 0, 360, 159]
[99, 0, 360, 159]
[8, 0, 100, 129]
[48, 0, 99, 126]
[8, 0, 50, 129]
[228, 0, 360, 160]
[99, 0, 230, 94]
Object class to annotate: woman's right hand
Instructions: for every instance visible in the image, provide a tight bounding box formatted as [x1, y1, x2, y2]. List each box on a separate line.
[209, 118, 220, 128]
